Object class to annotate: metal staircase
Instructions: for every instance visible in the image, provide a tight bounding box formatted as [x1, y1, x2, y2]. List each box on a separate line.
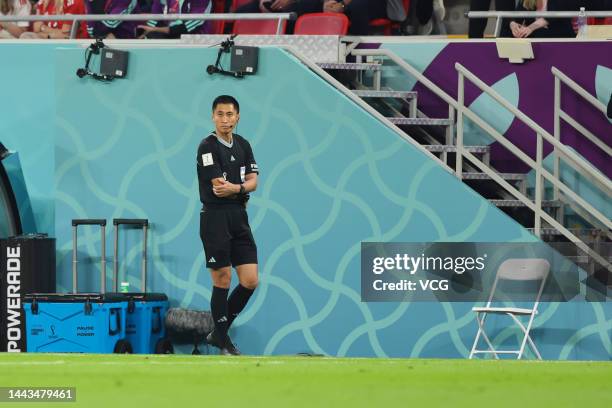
[305, 48, 612, 299]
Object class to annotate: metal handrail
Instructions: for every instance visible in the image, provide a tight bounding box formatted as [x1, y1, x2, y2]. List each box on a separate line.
[347, 48, 610, 271]
[455, 63, 611, 272]
[553, 67, 612, 116]
[280, 46, 449, 170]
[0, 13, 296, 37]
[351, 48, 612, 199]
[351, 50, 458, 108]
[467, 11, 612, 18]
[552, 66, 611, 155]
[552, 66, 611, 202]
[457, 64, 612, 195]
[350, 48, 461, 168]
[466, 10, 612, 37]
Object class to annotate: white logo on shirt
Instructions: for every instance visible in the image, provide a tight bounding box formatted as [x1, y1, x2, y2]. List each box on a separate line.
[202, 153, 213, 167]
[209, 257, 216, 263]
[230, 155, 235, 161]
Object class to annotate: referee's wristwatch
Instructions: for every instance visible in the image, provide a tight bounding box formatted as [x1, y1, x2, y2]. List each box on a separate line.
[239, 184, 245, 194]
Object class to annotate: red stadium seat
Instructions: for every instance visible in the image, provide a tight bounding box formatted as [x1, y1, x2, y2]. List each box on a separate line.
[233, 19, 287, 34]
[590, 17, 612, 25]
[294, 12, 350, 35]
[231, 0, 252, 11]
[230, 0, 286, 34]
[209, 0, 227, 34]
[369, 0, 409, 35]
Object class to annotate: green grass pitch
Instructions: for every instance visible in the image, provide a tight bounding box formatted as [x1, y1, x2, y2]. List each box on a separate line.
[0, 353, 610, 408]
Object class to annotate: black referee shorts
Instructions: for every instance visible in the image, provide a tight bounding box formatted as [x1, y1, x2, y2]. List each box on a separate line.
[199, 204, 258, 269]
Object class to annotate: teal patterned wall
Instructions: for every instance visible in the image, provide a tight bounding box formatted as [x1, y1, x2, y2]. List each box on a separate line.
[0, 44, 59, 235]
[1, 44, 609, 359]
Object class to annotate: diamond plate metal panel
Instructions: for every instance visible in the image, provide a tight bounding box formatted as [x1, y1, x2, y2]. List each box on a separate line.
[181, 35, 340, 63]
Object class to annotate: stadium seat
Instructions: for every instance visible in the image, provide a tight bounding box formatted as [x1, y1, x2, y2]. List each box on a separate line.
[294, 13, 350, 35]
[231, 0, 252, 11]
[468, 258, 550, 360]
[209, 0, 227, 34]
[233, 19, 287, 34]
[369, 0, 409, 35]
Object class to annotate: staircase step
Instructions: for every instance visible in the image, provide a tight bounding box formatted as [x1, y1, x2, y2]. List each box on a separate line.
[387, 117, 453, 126]
[317, 62, 381, 71]
[424, 145, 490, 154]
[462, 172, 526, 181]
[352, 90, 417, 99]
[490, 199, 562, 208]
[567, 255, 590, 264]
[527, 227, 607, 237]
[566, 255, 612, 264]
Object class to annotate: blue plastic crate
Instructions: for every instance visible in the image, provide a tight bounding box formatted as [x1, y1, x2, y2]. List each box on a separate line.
[119, 293, 171, 354]
[23, 293, 130, 353]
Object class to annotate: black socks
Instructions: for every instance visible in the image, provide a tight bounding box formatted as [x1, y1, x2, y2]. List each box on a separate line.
[210, 286, 229, 342]
[227, 284, 255, 329]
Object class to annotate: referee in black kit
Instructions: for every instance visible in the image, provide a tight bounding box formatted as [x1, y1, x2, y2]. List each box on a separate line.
[197, 95, 259, 355]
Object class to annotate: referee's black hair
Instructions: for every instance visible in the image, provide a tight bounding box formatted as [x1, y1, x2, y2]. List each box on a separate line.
[212, 95, 240, 113]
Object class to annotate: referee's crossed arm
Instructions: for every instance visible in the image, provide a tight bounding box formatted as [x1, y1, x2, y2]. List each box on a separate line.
[196, 95, 259, 355]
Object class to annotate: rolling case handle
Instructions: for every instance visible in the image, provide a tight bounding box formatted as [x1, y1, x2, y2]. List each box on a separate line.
[72, 219, 107, 226]
[113, 219, 148, 293]
[72, 219, 107, 294]
[108, 308, 122, 336]
[151, 306, 162, 334]
[113, 219, 148, 227]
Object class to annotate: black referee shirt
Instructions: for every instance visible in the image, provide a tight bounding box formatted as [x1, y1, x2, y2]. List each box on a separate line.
[196, 133, 259, 206]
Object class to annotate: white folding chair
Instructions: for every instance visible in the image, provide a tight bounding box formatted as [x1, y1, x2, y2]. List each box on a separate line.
[469, 258, 550, 360]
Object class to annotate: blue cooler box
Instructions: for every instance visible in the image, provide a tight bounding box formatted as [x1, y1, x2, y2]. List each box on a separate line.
[119, 292, 171, 354]
[111, 219, 173, 354]
[23, 293, 131, 353]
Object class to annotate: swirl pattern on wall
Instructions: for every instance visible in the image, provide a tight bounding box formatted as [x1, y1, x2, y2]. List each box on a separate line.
[52, 47, 610, 359]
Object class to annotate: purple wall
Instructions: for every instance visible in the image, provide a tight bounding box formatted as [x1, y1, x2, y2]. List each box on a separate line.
[411, 42, 611, 177]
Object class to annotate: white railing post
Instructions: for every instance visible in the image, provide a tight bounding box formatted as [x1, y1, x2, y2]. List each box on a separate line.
[553, 75, 561, 203]
[276, 17, 283, 34]
[494, 16, 502, 37]
[535, 134, 543, 238]
[447, 104, 455, 145]
[443, 105, 455, 166]
[69, 18, 79, 39]
[456, 72, 465, 178]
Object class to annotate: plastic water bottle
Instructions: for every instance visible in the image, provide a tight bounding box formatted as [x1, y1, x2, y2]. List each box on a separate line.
[577, 7, 588, 38]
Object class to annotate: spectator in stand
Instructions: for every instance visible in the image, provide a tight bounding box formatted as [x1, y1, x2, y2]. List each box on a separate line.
[20, 0, 88, 39]
[410, 0, 445, 35]
[322, 0, 390, 35]
[84, 0, 140, 39]
[509, 0, 575, 38]
[136, 0, 213, 39]
[469, 0, 515, 37]
[0, 0, 31, 39]
[234, 0, 321, 33]
[236, 0, 408, 35]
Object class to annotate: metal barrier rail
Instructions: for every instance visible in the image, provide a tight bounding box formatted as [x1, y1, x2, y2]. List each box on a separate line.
[0, 13, 296, 38]
[455, 62, 611, 272]
[348, 47, 611, 272]
[466, 10, 612, 37]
